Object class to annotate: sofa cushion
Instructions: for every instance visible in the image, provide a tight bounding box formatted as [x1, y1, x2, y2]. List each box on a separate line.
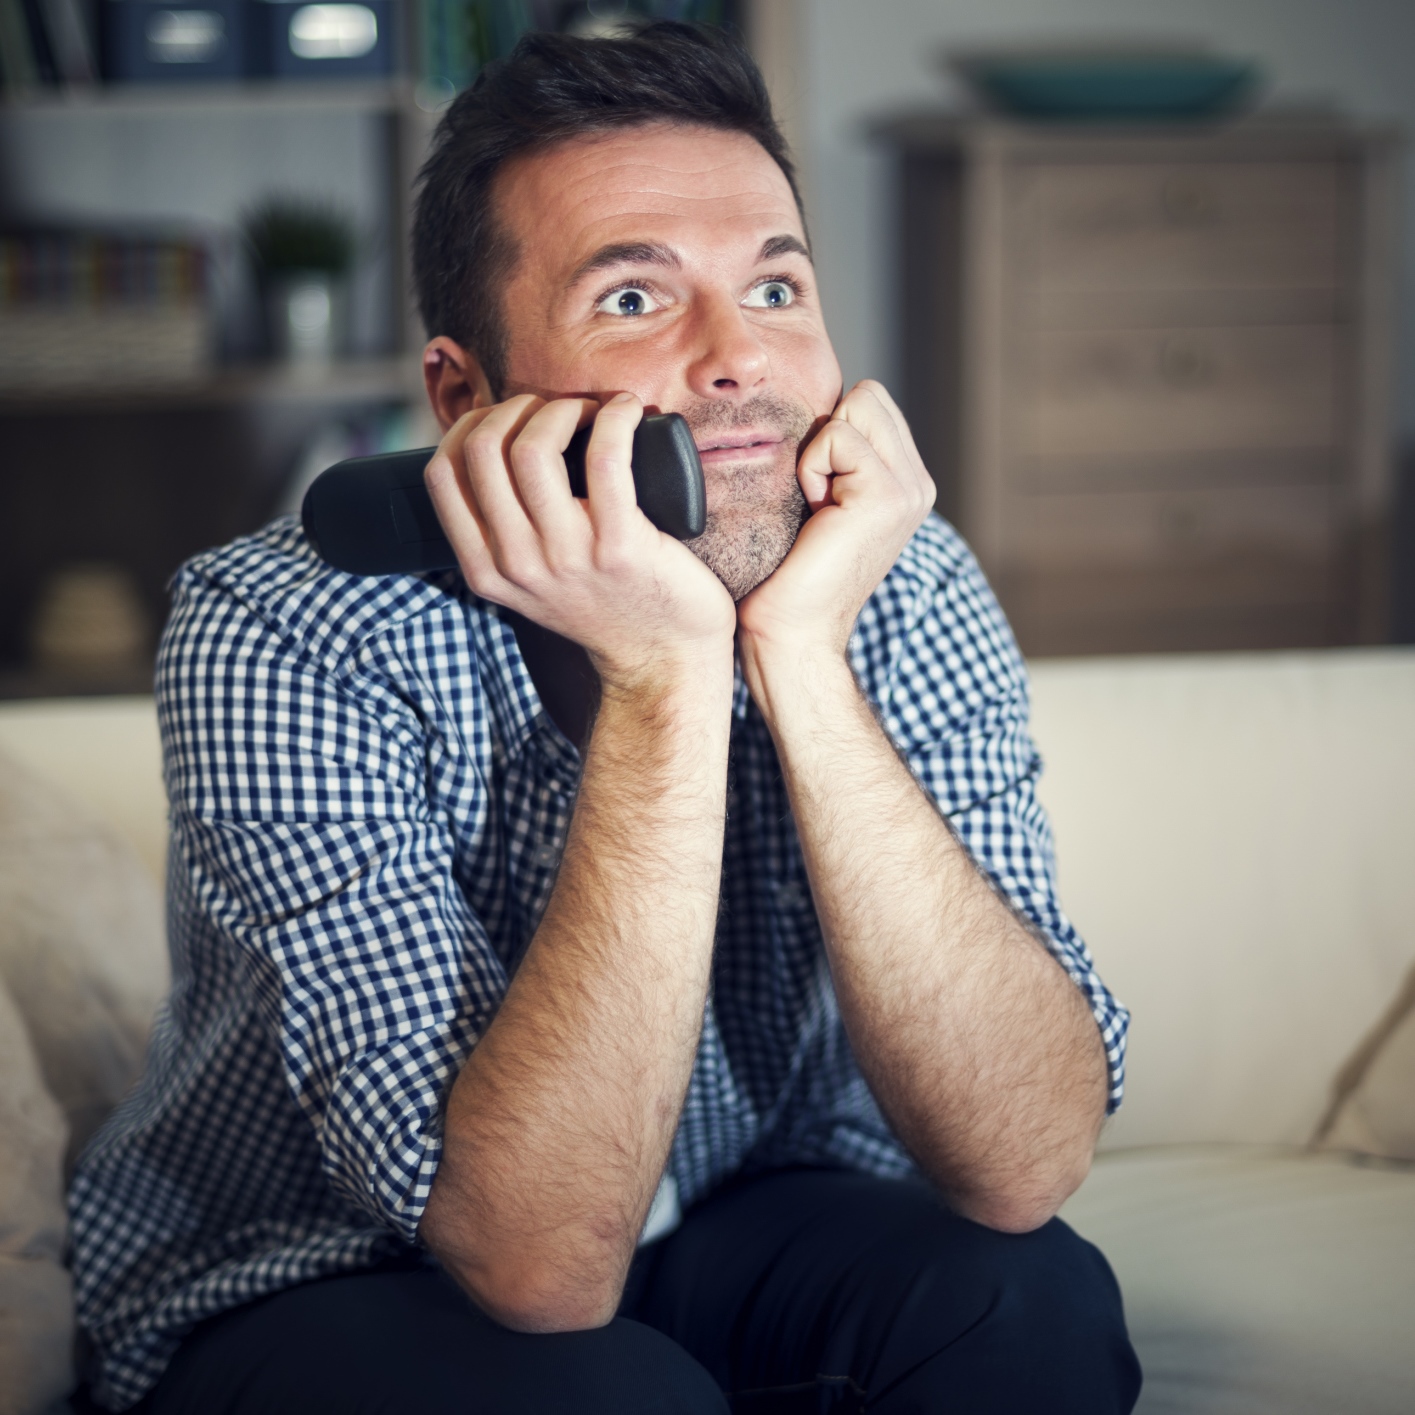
[0, 697, 166, 885]
[1062, 1147, 1415, 1415]
[0, 746, 168, 1175]
[1029, 649, 1415, 1149]
[1314, 959, 1415, 1162]
[0, 973, 74, 1415]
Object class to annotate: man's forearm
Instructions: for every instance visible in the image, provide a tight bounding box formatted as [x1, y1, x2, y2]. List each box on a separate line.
[420, 654, 733, 1329]
[748, 649, 1107, 1232]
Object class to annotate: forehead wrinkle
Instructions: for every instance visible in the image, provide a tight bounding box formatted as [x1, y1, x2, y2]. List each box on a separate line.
[547, 130, 788, 186]
[584, 161, 784, 196]
[547, 197, 805, 283]
[555, 177, 795, 225]
[562, 185, 802, 231]
[522, 148, 795, 219]
[500, 129, 802, 260]
[498, 127, 808, 333]
[513, 187, 801, 284]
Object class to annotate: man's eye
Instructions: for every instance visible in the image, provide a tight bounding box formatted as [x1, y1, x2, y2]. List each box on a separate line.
[596, 287, 659, 317]
[743, 280, 796, 309]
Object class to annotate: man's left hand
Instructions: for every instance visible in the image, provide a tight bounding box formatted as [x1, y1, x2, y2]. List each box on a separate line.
[734, 380, 1108, 1232]
[736, 380, 935, 678]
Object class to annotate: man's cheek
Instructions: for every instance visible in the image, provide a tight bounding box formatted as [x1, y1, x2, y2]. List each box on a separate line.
[548, 330, 679, 404]
[763, 327, 841, 414]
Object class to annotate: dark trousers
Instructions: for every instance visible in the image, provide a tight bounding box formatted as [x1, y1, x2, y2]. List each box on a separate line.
[138, 1168, 1141, 1414]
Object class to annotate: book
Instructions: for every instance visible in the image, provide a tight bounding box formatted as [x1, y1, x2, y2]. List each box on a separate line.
[17, 0, 59, 83]
[415, 1, 739, 100]
[42, 0, 94, 83]
[0, 0, 40, 90]
[419, 0, 532, 97]
[0, 230, 208, 307]
[0, 229, 213, 389]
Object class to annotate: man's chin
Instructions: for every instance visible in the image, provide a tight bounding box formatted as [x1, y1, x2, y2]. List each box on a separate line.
[687, 486, 809, 603]
[675, 392, 816, 599]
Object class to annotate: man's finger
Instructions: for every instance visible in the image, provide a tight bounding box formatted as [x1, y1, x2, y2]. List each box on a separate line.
[581, 392, 643, 537]
[796, 418, 883, 510]
[459, 395, 547, 568]
[508, 397, 598, 540]
[833, 383, 913, 472]
[832, 379, 933, 506]
[852, 378, 909, 431]
[423, 407, 494, 546]
[424, 430, 522, 607]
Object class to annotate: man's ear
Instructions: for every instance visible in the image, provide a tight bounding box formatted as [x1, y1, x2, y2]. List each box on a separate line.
[423, 337, 495, 432]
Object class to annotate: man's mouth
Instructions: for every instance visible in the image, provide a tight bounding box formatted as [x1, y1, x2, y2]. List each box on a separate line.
[694, 431, 786, 465]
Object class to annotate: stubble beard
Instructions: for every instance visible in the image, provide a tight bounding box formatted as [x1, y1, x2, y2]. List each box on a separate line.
[680, 393, 816, 602]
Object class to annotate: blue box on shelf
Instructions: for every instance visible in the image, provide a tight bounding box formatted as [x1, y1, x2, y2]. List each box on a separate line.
[246, 0, 394, 78]
[102, 0, 246, 81]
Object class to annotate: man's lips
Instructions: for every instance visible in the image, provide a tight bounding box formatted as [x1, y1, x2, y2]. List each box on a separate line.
[694, 432, 787, 465]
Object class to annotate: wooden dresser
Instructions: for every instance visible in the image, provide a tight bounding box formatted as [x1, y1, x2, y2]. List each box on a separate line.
[879, 114, 1399, 656]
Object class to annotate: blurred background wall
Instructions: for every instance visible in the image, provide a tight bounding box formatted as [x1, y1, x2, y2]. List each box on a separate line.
[755, 0, 1415, 650]
[1, 0, 1411, 694]
[793, 0, 1415, 415]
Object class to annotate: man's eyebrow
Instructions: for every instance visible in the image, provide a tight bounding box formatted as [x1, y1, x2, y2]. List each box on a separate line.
[567, 241, 681, 288]
[758, 234, 811, 264]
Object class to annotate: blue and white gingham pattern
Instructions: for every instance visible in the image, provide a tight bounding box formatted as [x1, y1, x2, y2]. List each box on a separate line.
[69, 512, 1128, 1410]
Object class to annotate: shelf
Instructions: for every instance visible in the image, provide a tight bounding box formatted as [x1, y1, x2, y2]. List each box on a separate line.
[872, 105, 1400, 161]
[0, 663, 155, 701]
[0, 356, 424, 413]
[0, 78, 424, 118]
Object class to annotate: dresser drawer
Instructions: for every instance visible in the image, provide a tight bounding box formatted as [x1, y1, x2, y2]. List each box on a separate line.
[1017, 324, 1341, 460]
[1000, 566, 1348, 657]
[1017, 160, 1344, 294]
[1002, 482, 1340, 572]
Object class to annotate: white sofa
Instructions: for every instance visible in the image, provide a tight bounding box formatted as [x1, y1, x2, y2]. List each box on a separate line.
[1032, 649, 1415, 1415]
[0, 648, 1412, 1414]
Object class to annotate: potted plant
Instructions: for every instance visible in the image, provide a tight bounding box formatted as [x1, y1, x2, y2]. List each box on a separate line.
[244, 198, 357, 366]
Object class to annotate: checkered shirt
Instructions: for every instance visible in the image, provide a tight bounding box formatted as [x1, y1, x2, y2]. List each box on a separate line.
[69, 511, 1128, 1409]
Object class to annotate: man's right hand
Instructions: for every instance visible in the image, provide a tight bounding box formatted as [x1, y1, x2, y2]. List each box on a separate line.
[418, 392, 736, 1332]
[424, 392, 735, 693]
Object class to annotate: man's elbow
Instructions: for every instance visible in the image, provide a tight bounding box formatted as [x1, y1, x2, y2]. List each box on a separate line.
[473, 1282, 621, 1334]
[420, 1189, 628, 1332]
[951, 1149, 1095, 1235]
[449, 1255, 624, 1334]
[957, 1190, 1066, 1235]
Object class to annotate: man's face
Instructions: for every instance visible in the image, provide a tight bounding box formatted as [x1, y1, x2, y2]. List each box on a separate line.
[485, 121, 843, 599]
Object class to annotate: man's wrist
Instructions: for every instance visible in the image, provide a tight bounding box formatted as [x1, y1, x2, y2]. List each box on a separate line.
[738, 637, 861, 738]
[596, 638, 737, 725]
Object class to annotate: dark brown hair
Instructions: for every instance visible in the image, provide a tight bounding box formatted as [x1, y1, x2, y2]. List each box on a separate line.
[411, 21, 802, 396]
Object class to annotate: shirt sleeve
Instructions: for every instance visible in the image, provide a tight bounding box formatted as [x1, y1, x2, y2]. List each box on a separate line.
[159, 568, 509, 1243]
[859, 524, 1130, 1112]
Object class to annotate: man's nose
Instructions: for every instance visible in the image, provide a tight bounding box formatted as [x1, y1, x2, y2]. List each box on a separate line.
[684, 296, 769, 398]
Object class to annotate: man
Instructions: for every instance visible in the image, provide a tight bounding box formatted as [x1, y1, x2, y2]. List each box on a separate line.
[71, 22, 1138, 1414]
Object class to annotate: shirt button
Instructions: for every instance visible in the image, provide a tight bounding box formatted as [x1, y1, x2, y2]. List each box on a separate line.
[532, 842, 561, 869]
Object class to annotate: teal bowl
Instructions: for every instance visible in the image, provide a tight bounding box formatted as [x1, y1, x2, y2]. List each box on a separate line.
[952, 54, 1260, 121]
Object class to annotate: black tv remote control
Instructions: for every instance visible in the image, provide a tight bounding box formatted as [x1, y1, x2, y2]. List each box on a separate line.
[302, 412, 707, 576]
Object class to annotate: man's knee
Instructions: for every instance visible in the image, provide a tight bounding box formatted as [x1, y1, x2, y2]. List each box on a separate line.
[146, 1268, 729, 1415]
[577, 1318, 731, 1415]
[879, 1215, 1141, 1414]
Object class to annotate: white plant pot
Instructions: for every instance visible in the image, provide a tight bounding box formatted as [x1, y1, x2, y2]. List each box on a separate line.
[264, 271, 349, 365]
